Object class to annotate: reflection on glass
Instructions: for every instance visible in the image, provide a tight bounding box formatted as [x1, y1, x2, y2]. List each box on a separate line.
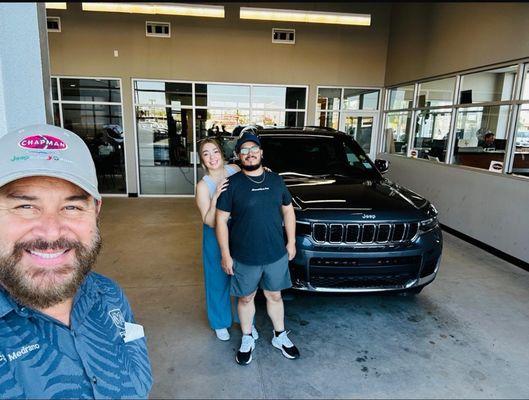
[206, 109, 250, 134]
[51, 78, 58, 101]
[413, 110, 451, 161]
[417, 77, 455, 107]
[317, 88, 341, 112]
[136, 106, 195, 194]
[459, 66, 517, 104]
[250, 86, 306, 110]
[318, 111, 339, 130]
[523, 66, 529, 100]
[252, 110, 284, 126]
[388, 85, 414, 110]
[344, 116, 373, 153]
[60, 78, 121, 103]
[62, 104, 126, 194]
[286, 111, 305, 127]
[53, 103, 60, 126]
[343, 89, 379, 110]
[134, 81, 192, 106]
[195, 84, 250, 108]
[512, 106, 529, 178]
[452, 105, 511, 170]
[385, 112, 411, 154]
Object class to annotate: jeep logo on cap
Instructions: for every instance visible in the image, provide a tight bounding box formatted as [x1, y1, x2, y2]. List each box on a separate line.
[19, 135, 68, 151]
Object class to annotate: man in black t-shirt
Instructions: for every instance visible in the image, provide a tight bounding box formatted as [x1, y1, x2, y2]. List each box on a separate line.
[216, 132, 300, 365]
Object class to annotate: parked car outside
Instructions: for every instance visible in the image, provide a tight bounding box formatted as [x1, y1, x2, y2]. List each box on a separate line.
[221, 126, 443, 294]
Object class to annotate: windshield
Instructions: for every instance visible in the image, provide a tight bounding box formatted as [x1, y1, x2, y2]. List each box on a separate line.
[259, 135, 379, 178]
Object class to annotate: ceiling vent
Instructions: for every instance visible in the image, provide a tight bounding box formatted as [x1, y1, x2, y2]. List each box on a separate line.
[146, 21, 171, 38]
[47, 17, 61, 33]
[272, 28, 295, 44]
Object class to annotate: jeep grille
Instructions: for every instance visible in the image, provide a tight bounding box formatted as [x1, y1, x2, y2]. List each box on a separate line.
[311, 222, 419, 244]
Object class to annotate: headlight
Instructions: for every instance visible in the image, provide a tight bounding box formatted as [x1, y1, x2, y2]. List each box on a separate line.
[419, 217, 439, 232]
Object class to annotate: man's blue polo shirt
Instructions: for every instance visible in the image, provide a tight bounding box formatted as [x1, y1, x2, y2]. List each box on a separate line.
[0, 272, 152, 399]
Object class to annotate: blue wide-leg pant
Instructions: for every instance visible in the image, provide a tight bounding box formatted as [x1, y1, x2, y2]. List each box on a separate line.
[202, 224, 237, 329]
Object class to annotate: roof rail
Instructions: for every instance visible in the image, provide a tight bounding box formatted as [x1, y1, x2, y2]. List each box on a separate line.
[304, 126, 337, 132]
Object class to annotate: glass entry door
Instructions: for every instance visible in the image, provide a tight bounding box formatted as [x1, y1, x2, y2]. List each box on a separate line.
[341, 112, 378, 159]
[136, 107, 195, 195]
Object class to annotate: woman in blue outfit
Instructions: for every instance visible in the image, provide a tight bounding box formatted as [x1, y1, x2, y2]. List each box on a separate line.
[195, 138, 258, 341]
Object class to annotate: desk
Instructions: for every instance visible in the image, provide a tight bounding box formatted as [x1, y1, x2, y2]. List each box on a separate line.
[456, 150, 529, 171]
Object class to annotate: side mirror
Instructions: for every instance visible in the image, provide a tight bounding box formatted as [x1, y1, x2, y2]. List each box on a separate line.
[375, 159, 390, 174]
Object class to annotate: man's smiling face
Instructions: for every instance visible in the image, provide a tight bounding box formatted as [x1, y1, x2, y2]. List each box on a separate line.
[0, 176, 102, 309]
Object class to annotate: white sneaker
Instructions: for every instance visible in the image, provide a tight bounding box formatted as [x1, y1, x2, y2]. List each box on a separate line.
[271, 330, 300, 359]
[215, 328, 230, 341]
[251, 325, 259, 340]
[236, 335, 255, 365]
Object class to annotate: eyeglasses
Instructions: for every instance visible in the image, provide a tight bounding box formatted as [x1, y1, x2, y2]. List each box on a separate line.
[239, 145, 260, 155]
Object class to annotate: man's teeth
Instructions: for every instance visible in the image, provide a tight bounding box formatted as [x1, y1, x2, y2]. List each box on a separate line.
[29, 250, 67, 259]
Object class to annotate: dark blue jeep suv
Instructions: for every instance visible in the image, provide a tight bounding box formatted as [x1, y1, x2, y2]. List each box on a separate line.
[255, 127, 443, 294]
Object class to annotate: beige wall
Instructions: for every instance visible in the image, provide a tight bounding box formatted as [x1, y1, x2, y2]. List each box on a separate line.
[47, 2, 390, 193]
[385, 2, 529, 86]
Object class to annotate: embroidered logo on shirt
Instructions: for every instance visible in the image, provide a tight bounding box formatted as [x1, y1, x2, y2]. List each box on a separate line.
[0, 343, 40, 364]
[109, 308, 126, 338]
[251, 187, 270, 192]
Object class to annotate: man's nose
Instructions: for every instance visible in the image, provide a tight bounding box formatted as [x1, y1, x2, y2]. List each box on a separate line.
[32, 212, 65, 242]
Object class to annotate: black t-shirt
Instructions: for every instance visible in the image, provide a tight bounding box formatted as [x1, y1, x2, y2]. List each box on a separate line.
[216, 171, 292, 265]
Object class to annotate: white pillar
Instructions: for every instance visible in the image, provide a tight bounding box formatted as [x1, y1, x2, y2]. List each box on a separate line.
[0, 2, 52, 137]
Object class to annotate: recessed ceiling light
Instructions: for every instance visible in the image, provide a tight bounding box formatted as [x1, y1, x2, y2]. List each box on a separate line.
[240, 7, 371, 26]
[45, 3, 67, 10]
[82, 2, 225, 18]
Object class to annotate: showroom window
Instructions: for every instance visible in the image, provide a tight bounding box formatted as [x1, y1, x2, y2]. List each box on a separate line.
[317, 87, 380, 156]
[382, 84, 415, 156]
[51, 77, 126, 194]
[134, 80, 307, 195]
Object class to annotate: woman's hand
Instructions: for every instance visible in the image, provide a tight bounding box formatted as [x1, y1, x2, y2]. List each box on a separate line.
[213, 178, 229, 200]
[264, 166, 272, 172]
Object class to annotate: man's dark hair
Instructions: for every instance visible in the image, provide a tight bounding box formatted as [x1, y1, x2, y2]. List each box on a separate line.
[484, 132, 495, 140]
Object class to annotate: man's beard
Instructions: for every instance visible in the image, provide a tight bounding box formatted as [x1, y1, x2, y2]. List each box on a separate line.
[241, 157, 262, 171]
[0, 232, 102, 309]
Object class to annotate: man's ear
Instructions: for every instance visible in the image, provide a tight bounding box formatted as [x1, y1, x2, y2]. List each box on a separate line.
[95, 199, 103, 215]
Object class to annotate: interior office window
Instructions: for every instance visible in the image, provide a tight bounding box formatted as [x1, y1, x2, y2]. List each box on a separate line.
[459, 66, 517, 104]
[385, 112, 411, 155]
[60, 78, 121, 103]
[412, 109, 451, 162]
[343, 115, 374, 153]
[387, 85, 414, 110]
[53, 103, 61, 126]
[451, 105, 511, 170]
[522, 65, 529, 100]
[51, 78, 58, 101]
[343, 88, 379, 110]
[417, 77, 455, 107]
[512, 104, 529, 178]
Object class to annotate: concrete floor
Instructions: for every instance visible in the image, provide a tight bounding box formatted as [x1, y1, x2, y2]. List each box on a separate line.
[97, 198, 529, 399]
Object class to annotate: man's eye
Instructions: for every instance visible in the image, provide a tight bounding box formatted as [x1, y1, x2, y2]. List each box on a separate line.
[64, 205, 82, 211]
[16, 205, 34, 210]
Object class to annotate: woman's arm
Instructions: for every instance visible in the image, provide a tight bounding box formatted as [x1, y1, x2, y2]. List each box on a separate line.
[195, 179, 228, 228]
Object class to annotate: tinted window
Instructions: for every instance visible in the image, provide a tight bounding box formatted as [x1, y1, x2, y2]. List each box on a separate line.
[260, 136, 377, 177]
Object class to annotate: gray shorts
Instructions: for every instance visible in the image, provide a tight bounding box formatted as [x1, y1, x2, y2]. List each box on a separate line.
[231, 253, 292, 297]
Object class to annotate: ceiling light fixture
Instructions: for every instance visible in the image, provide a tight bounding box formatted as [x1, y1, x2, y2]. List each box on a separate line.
[81, 2, 225, 18]
[45, 3, 67, 10]
[240, 7, 371, 26]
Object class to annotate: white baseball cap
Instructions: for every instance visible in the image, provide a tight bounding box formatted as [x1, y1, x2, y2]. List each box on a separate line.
[0, 124, 101, 201]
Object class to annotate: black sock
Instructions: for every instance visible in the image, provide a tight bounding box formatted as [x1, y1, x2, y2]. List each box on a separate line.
[274, 330, 285, 337]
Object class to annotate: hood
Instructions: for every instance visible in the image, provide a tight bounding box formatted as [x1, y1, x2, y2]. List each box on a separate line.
[285, 176, 431, 222]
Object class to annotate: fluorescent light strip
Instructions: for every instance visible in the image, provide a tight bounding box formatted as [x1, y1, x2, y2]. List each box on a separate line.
[240, 7, 370, 26]
[82, 2, 225, 18]
[45, 3, 67, 10]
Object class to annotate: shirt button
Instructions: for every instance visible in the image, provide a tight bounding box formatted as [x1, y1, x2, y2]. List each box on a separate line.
[92, 376, 97, 385]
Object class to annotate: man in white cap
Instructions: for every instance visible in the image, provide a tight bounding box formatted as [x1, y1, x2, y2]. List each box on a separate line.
[0, 125, 152, 398]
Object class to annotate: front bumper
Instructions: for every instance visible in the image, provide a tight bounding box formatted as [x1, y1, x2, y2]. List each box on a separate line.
[289, 227, 443, 293]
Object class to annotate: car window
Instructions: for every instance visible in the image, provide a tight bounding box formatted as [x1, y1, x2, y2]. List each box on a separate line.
[260, 136, 378, 178]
